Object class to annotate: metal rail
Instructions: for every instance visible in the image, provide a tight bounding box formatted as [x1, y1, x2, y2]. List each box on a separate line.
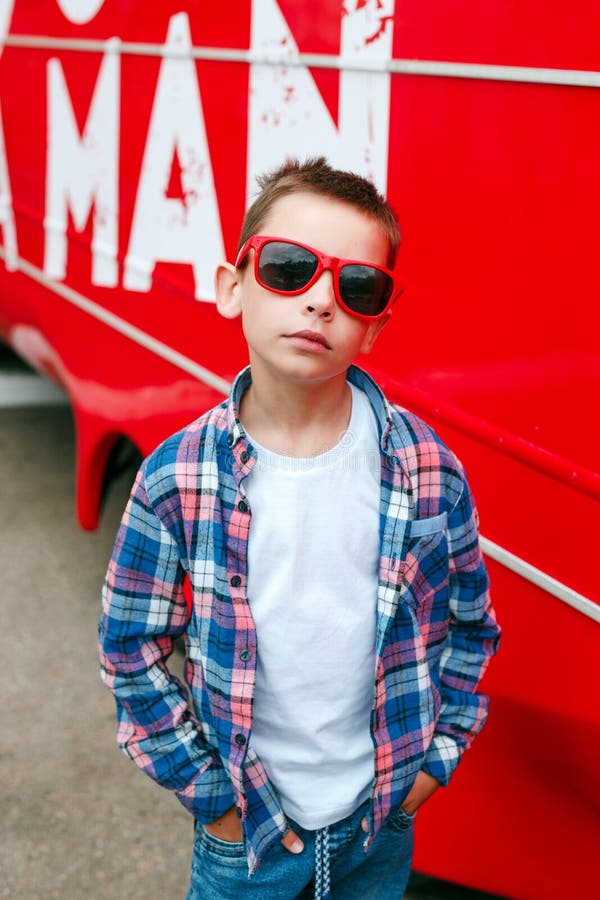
[3, 34, 600, 88]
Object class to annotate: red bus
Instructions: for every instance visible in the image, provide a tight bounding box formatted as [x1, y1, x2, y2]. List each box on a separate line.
[0, 3, 598, 897]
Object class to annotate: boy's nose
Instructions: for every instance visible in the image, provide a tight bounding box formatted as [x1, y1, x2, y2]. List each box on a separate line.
[302, 270, 336, 319]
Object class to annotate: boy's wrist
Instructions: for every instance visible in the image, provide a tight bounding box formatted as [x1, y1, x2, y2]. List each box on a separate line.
[401, 770, 441, 816]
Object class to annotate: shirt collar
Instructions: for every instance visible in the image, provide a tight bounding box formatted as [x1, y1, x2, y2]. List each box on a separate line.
[225, 364, 400, 456]
[226, 366, 252, 448]
[345, 365, 394, 449]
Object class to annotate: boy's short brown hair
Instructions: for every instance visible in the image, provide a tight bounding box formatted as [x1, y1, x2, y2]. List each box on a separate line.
[237, 157, 401, 268]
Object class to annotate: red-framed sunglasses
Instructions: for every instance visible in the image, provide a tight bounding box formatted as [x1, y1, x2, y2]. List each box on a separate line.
[235, 235, 402, 320]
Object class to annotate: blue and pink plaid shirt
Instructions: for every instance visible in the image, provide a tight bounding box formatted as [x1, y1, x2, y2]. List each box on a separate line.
[99, 365, 500, 874]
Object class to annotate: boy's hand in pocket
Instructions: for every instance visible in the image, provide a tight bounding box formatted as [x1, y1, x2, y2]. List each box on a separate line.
[205, 806, 304, 853]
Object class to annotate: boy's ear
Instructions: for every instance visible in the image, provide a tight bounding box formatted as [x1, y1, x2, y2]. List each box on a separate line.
[358, 311, 392, 355]
[214, 262, 243, 319]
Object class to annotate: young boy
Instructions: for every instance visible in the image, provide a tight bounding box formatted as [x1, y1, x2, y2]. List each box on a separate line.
[99, 157, 500, 899]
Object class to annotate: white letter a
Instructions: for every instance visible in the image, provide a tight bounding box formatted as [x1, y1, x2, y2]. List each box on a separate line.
[124, 13, 224, 302]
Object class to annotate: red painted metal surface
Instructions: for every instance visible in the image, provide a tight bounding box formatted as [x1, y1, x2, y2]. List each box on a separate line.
[0, 3, 598, 897]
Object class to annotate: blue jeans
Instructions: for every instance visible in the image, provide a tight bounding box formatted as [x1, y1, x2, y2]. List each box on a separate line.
[186, 799, 415, 899]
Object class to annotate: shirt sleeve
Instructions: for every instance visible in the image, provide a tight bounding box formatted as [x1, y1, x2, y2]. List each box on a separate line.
[421, 473, 501, 786]
[98, 463, 235, 822]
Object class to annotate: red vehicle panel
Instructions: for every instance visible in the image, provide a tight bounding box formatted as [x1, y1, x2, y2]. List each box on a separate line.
[0, 3, 598, 898]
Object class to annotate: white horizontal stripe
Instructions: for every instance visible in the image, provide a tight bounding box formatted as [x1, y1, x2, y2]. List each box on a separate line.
[388, 58, 600, 87]
[3, 34, 600, 87]
[0, 372, 69, 407]
[481, 536, 599, 623]
[0, 247, 597, 621]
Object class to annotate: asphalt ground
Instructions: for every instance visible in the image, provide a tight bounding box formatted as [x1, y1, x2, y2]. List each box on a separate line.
[0, 346, 502, 899]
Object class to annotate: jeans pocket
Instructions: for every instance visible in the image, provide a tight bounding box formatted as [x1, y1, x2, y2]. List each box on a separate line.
[198, 826, 247, 863]
[386, 806, 417, 833]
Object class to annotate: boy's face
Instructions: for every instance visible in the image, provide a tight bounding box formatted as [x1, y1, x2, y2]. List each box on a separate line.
[216, 191, 392, 388]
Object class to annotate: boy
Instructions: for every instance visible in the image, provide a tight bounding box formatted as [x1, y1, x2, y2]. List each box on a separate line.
[99, 157, 500, 899]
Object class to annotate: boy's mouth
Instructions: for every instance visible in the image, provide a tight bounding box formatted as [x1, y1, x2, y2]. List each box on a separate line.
[285, 330, 332, 351]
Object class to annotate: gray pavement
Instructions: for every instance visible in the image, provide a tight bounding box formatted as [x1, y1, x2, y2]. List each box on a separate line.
[1, 404, 191, 898]
[0, 357, 500, 899]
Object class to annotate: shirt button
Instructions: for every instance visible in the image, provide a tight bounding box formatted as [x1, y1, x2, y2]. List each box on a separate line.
[240, 450, 250, 464]
[239, 649, 252, 662]
[230, 575, 242, 587]
[238, 500, 248, 513]
[227, 434, 234, 446]
[234, 733, 246, 747]
[235, 805, 243, 819]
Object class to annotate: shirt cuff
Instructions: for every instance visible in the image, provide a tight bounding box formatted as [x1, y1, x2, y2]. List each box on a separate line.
[174, 760, 236, 823]
[421, 733, 463, 787]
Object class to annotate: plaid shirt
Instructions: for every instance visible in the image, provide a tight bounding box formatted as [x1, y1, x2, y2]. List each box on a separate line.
[99, 365, 500, 874]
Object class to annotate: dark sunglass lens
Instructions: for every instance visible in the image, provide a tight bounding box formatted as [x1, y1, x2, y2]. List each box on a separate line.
[339, 265, 393, 316]
[258, 242, 318, 292]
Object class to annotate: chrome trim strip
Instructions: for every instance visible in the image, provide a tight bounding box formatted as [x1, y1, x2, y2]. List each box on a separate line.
[0, 249, 231, 396]
[3, 34, 600, 87]
[480, 536, 599, 623]
[0, 248, 597, 622]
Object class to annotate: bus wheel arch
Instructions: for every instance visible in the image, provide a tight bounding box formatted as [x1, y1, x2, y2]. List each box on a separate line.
[74, 411, 142, 530]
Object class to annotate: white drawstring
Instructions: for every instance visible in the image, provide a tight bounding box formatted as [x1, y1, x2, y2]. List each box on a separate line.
[314, 825, 331, 899]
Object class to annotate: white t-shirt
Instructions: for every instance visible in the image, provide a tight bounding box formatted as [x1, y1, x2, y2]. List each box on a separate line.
[244, 383, 381, 829]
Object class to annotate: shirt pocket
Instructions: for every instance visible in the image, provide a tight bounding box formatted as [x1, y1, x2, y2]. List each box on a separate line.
[402, 512, 449, 612]
[409, 511, 447, 537]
